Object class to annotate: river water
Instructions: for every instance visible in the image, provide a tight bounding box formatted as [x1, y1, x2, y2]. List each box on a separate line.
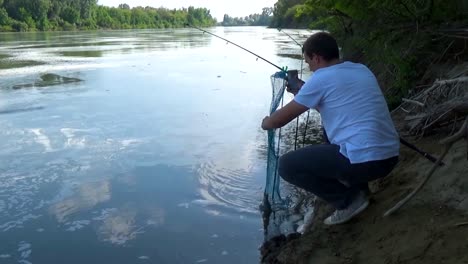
[0, 27, 312, 263]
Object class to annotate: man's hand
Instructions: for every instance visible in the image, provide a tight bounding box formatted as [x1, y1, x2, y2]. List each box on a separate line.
[261, 101, 309, 130]
[261, 116, 271, 130]
[286, 79, 305, 96]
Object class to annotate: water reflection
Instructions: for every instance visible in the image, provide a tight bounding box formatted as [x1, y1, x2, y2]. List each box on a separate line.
[0, 54, 11, 59]
[0, 59, 45, 70]
[97, 206, 140, 245]
[0, 106, 45, 115]
[10, 41, 123, 49]
[0, 27, 313, 263]
[12, 73, 83, 89]
[97, 205, 166, 245]
[50, 181, 111, 223]
[0, 29, 214, 73]
[59, 50, 104, 58]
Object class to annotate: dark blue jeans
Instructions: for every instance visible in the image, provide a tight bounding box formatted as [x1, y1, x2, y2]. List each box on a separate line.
[278, 144, 398, 209]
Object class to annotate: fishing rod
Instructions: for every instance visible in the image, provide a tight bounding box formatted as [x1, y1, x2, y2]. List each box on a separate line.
[186, 24, 284, 71]
[188, 25, 443, 167]
[400, 137, 444, 166]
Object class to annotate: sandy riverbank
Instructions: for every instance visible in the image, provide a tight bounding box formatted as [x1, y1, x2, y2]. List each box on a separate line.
[261, 119, 468, 264]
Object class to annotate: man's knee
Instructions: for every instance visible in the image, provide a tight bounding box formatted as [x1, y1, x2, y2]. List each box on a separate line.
[278, 152, 296, 183]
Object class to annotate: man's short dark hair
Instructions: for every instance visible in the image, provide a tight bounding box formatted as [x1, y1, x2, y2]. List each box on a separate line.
[302, 32, 339, 61]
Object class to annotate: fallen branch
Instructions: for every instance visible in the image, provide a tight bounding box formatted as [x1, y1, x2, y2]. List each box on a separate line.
[407, 97, 468, 135]
[384, 117, 468, 217]
[421, 109, 453, 130]
[402, 98, 425, 107]
[465, 123, 468, 160]
[415, 76, 467, 101]
[440, 117, 468, 145]
[405, 113, 427, 121]
[455, 222, 468, 227]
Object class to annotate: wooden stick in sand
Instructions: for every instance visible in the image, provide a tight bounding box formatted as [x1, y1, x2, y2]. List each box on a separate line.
[384, 117, 468, 217]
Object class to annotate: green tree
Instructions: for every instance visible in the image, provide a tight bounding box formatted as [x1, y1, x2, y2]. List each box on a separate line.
[78, 0, 97, 20]
[26, 0, 50, 30]
[3, 0, 23, 20]
[270, 0, 468, 108]
[118, 3, 130, 10]
[27, 0, 50, 21]
[270, 0, 305, 28]
[221, 9, 272, 26]
[95, 5, 113, 28]
[19, 7, 35, 29]
[0, 0, 216, 31]
[0, 8, 10, 25]
[62, 6, 80, 24]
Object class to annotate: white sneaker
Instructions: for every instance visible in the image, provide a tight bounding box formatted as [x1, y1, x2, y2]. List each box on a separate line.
[323, 192, 369, 225]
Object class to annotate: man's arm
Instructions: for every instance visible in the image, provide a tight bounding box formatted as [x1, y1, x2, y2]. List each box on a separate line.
[261, 100, 309, 130]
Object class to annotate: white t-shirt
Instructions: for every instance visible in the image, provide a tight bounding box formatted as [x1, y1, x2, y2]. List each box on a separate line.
[294, 61, 399, 163]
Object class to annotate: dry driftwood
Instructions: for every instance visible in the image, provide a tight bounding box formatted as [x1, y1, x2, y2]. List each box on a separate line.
[398, 75, 468, 136]
[384, 117, 468, 217]
[402, 98, 425, 107]
[455, 222, 468, 227]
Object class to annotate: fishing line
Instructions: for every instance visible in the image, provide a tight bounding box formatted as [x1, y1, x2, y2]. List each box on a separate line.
[278, 29, 309, 149]
[277, 28, 302, 48]
[273, 95, 285, 201]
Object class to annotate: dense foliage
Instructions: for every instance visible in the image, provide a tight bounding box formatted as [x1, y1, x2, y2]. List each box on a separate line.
[271, 0, 468, 109]
[221, 7, 273, 26]
[0, 0, 216, 31]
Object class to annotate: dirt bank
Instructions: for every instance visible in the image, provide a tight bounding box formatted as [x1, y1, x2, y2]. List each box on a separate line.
[261, 124, 468, 264]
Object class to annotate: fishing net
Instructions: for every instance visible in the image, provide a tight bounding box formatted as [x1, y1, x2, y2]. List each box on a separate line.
[261, 70, 298, 240]
[263, 71, 288, 207]
[261, 70, 311, 240]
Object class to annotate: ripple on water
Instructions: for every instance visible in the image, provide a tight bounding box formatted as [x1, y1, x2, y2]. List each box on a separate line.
[196, 159, 263, 215]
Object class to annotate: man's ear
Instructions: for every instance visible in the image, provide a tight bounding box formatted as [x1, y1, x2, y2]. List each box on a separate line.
[315, 54, 327, 65]
[312, 53, 320, 62]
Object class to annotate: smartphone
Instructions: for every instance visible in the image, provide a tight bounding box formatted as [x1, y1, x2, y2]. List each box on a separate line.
[287, 70, 304, 93]
[287, 70, 299, 81]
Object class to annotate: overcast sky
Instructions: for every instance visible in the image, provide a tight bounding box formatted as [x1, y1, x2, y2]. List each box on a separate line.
[97, 0, 277, 21]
